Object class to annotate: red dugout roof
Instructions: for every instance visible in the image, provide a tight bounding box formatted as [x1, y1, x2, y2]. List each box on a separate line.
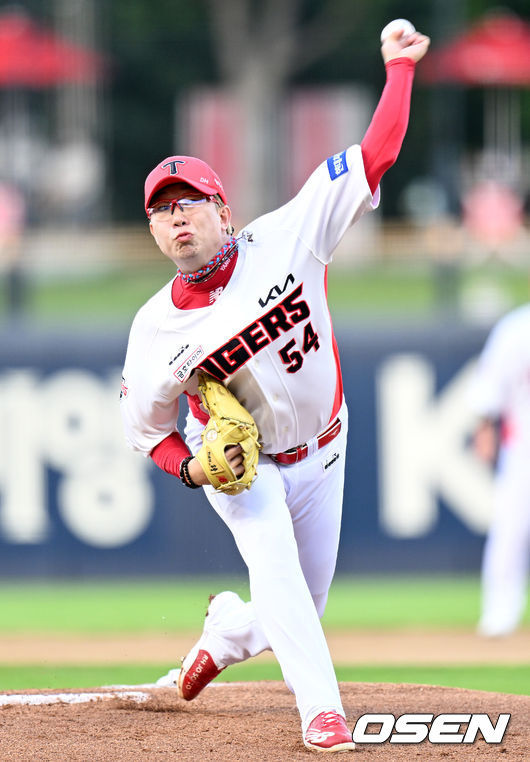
[0, 9, 105, 87]
[420, 13, 530, 86]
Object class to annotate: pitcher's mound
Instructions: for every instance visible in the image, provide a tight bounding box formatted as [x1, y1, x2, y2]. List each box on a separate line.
[0, 681, 528, 760]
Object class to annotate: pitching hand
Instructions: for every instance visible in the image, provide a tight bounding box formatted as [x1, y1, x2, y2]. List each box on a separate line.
[382, 29, 430, 64]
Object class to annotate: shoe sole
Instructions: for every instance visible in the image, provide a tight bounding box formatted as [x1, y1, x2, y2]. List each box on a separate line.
[303, 740, 356, 752]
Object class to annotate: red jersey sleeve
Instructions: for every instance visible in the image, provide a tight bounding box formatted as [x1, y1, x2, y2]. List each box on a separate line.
[361, 57, 416, 194]
[150, 431, 191, 478]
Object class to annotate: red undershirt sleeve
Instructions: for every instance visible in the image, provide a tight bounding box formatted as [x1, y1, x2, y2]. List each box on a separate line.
[361, 57, 416, 195]
[150, 431, 191, 478]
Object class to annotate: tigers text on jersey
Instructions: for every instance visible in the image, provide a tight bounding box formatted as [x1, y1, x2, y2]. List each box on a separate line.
[121, 144, 379, 456]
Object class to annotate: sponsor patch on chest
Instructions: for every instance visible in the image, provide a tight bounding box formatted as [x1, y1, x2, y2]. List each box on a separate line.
[173, 346, 205, 382]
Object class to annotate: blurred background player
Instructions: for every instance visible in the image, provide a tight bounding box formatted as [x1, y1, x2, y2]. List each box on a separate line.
[471, 303, 530, 637]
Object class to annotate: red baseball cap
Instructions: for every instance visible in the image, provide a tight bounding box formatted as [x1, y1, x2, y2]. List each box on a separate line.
[144, 155, 228, 212]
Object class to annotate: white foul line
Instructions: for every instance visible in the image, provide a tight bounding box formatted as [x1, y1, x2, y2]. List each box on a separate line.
[0, 688, 152, 707]
[0, 681, 247, 707]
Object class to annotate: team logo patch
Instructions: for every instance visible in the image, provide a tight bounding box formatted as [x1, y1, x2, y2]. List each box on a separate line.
[327, 150, 348, 180]
[173, 346, 205, 382]
[161, 159, 185, 175]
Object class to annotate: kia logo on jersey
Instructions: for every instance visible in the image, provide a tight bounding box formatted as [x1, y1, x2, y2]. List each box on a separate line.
[259, 273, 295, 308]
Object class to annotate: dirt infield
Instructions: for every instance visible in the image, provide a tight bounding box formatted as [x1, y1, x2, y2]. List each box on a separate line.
[2, 627, 529, 665]
[0, 681, 528, 760]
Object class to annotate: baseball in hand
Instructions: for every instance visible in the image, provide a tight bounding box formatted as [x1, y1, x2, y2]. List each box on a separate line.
[380, 18, 416, 43]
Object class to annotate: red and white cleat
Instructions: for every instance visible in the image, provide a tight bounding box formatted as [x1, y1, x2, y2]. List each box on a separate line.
[177, 648, 224, 701]
[157, 593, 239, 700]
[304, 711, 355, 752]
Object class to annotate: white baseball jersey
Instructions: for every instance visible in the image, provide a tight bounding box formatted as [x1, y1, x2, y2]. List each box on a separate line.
[471, 304, 530, 456]
[121, 144, 378, 456]
[471, 304, 530, 637]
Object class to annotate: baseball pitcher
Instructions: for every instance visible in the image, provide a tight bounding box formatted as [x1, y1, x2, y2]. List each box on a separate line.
[121, 27, 430, 752]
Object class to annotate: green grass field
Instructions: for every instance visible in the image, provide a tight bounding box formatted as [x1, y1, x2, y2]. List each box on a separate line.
[0, 576, 528, 695]
[2, 664, 527, 696]
[0, 576, 493, 632]
[2, 261, 529, 326]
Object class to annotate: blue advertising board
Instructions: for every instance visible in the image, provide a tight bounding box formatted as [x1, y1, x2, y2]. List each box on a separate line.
[0, 321, 492, 577]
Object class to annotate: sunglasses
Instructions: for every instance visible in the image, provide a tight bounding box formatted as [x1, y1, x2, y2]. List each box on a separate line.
[147, 195, 218, 220]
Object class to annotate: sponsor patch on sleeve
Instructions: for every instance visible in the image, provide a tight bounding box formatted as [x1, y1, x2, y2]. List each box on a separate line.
[327, 150, 348, 181]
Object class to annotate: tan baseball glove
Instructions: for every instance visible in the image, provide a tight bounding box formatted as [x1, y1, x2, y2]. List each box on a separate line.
[195, 372, 261, 495]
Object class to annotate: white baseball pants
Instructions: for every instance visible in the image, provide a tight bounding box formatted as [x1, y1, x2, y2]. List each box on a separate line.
[479, 450, 530, 636]
[184, 401, 348, 732]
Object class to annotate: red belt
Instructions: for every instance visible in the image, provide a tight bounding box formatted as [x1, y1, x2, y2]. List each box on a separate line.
[271, 418, 342, 465]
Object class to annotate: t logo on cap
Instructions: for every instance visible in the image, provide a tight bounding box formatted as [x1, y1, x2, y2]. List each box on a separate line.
[162, 159, 186, 175]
